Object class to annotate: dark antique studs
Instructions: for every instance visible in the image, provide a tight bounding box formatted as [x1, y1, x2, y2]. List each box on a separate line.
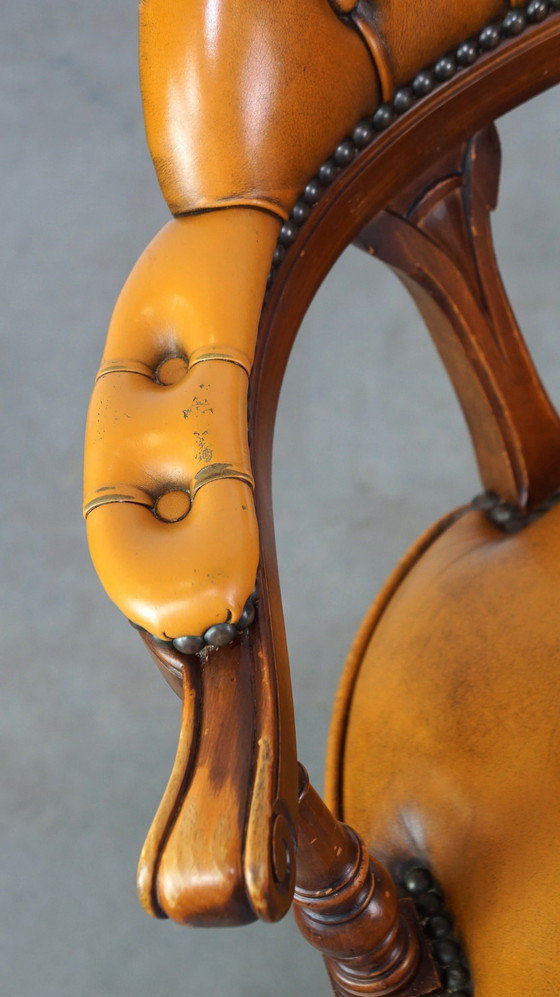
[403, 865, 433, 895]
[272, 244, 286, 267]
[434, 55, 457, 80]
[426, 913, 453, 939]
[412, 70, 435, 96]
[236, 599, 256, 630]
[527, 0, 549, 19]
[550, 0, 560, 9]
[443, 964, 471, 992]
[318, 159, 339, 185]
[353, 119, 374, 147]
[416, 891, 442, 917]
[475, 484, 560, 533]
[400, 863, 472, 996]
[372, 103, 395, 130]
[171, 589, 259, 654]
[434, 939, 462, 967]
[292, 200, 310, 225]
[502, 9, 527, 34]
[203, 622, 238, 646]
[478, 23, 501, 49]
[173, 634, 205, 654]
[393, 86, 414, 113]
[334, 140, 356, 166]
[472, 490, 500, 511]
[279, 220, 298, 245]
[302, 178, 322, 204]
[455, 40, 478, 65]
[487, 501, 517, 527]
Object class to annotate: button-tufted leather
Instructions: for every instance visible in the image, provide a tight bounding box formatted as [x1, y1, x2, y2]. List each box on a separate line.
[84, 209, 279, 641]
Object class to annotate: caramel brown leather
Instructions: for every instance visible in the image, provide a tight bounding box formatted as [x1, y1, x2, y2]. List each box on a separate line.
[87, 0, 528, 642]
[84, 209, 279, 640]
[330, 505, 560, 996]
[356, 0, 508, 95]
[139, 0, 378, 218]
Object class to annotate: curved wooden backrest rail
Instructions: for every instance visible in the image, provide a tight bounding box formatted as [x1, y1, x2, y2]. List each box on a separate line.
[255, 15, 560, 513]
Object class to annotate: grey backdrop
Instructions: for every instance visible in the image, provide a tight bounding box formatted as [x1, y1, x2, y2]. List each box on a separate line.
[2, 4, 559, 995]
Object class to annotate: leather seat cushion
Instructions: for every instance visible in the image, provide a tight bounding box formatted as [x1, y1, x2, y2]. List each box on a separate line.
[337, 504, 560, 996]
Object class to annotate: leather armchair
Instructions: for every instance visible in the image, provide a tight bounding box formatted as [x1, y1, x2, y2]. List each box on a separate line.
[84, 3, 560, 993]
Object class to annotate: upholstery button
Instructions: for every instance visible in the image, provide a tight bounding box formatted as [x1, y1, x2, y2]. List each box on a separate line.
[154, 354, 189, 385]
[154, 489, 191, 523]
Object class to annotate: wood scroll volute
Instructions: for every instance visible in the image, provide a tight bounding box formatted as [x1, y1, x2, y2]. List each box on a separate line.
[357, 124, 560, 511]
[136, 598, 298, 926]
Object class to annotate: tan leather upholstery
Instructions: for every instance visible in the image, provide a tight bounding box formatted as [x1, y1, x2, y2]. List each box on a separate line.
[86, 0, 523, 643]
[84, 209, 279, 640]
[139, 0, 378, 218]
[331, 504, 560, 996]
[356, 0, 507, 95]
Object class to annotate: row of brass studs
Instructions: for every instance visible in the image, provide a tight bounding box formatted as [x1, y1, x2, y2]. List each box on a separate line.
[399, 863, 472, 995]
[267, 0, 558, 289]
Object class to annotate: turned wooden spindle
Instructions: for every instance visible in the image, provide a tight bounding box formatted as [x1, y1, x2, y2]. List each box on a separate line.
[293, 766, 440, 997]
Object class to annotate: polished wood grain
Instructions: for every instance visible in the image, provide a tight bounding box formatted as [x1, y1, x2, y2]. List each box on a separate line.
[137, 600, 298, 926]
[357, 124, 560, 509]
[293, 766, 441, 997]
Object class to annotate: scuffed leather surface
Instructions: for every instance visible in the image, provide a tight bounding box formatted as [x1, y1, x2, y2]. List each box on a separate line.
[341, 505, 560, 996]
[84, 210, 279, 640]
[139, 0, 378, 217]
